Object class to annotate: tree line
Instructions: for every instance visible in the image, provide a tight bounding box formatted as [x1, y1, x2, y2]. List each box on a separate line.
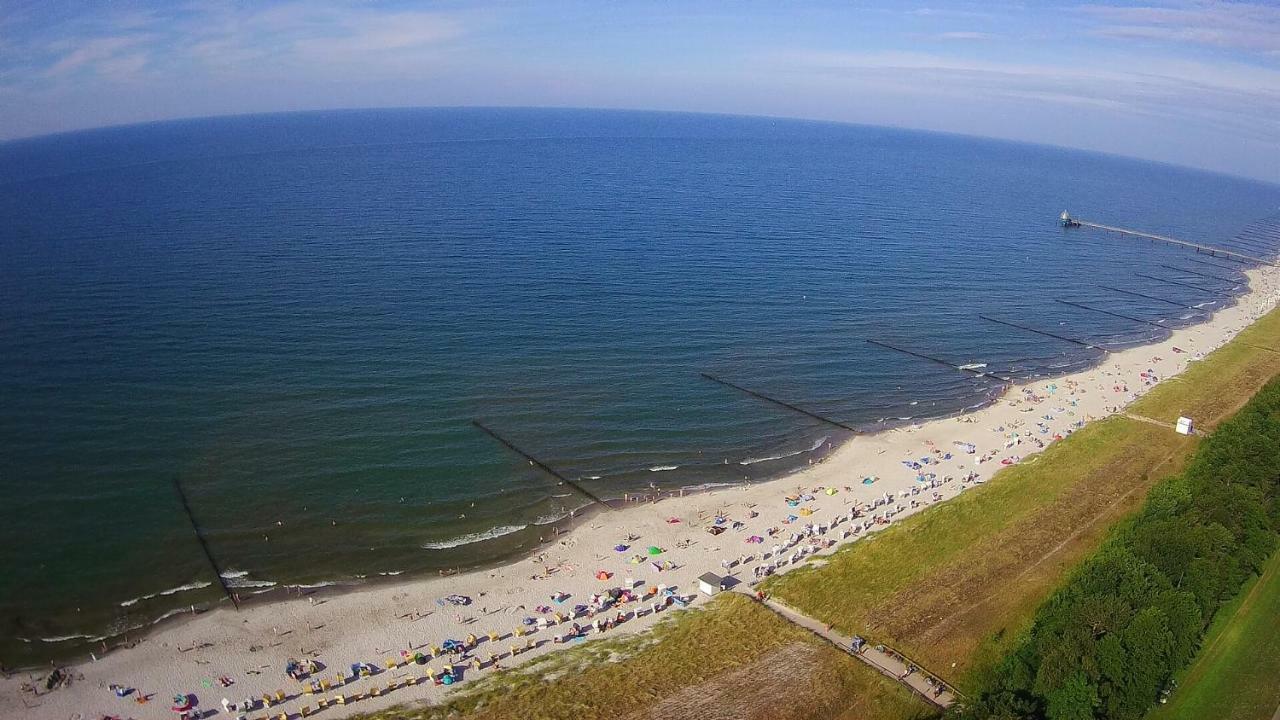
[955, 377, 1280, 720]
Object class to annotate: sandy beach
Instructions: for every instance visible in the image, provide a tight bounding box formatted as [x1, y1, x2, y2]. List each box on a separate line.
[7, 264, 1279, 720]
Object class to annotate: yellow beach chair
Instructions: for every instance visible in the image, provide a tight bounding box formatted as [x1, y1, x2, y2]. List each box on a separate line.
[431, 644, 442, 657]
[262, 693, 273, 707]
[317, 697, 329, 710]
[278, 712, 288, 720]
[334, 694, 346, 706]
[300, 705, 312, 717]
[319, 679, 330, 692]
[370, 686, 381, 697]
[275, 690, 286, 704]
[514, 625, 526, 637]
[487, 630, 499, 642]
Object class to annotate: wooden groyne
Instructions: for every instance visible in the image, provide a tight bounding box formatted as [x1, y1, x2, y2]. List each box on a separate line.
[1185, 257, 1246, 273]
[172, 477, 238, 608]
[978, 315, 1106, 351]
[1055, 299, 1170, 329]
[1134, 273, 1234, 298]
[1159, 263, 1236, 283]
[865, 339, 1013, 383]
[1098, 285, 1195, 310]
[700, 372, 861, 433]
[1067, 218, 1275, 266]
[472, 420, 614, 511]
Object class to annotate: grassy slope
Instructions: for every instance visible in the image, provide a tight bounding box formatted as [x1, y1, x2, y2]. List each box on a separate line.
[351, 594, 931, 720]
[765, 307, 1280, 692]
[1130, 308, 1280, 427]
[1147, 549, 1280, 720]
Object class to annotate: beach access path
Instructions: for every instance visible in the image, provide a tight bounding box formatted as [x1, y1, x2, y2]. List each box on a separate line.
[737, 589, 958, 709]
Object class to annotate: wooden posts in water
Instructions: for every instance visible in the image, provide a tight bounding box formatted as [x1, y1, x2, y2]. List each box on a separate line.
[864, 339, 1013, 383]
[471, 421, 614, 512]
[1134, 273, 1235, 298]
[1098, 285, 1196, 310]
[1158, 264, 1237, 284]
[1185, 257, 1246, 273]
[699, 373, 861, 433]
[1055, 299, 1170, 330]
[172, 477, 238, 608]
[977, 315, 1106, 352]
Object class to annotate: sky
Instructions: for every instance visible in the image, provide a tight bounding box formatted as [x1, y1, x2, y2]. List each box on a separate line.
[0, 1, 1277, 182]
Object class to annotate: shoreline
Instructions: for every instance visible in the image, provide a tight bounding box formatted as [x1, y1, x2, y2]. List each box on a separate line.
[5, 264, 1278, 720]
[1, 303, 1203, 667]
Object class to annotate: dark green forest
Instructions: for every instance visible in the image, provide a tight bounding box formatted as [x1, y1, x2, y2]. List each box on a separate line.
[957, 376, 1280, 720]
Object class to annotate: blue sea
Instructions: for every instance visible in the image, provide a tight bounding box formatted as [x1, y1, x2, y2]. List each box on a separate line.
[1, 107, 1277, 666]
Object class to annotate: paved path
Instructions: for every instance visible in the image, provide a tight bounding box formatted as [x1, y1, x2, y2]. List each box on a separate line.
[736, 589, 958, 709]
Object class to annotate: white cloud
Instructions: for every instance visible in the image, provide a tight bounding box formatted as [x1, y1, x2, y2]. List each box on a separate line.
[45, 35, 150, 76]
[779, 49, 1280, 146]
[1078, 1, 1280, 54]
[290, 12, 463, 58]
[934, 31, 995, 40]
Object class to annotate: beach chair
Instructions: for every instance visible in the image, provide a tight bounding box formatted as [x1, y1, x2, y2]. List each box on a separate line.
[319, 680, 330, 692]
[275, 691, 286, 704]
[316, 697, 328, 710]
[514, 625, 525, 637]
[300, 705, 312, 717]
[277, 712, 288, 720]
[262, 694, 273, 707]
[384, 658, 397, 670]
[431, 644, 442, 657]
[369, 686, 381, 697]
[386, 680, 397, 692]
[334, 695, 345, 706]
[303, 684, 314, 695]
[487, 630, 499, 642]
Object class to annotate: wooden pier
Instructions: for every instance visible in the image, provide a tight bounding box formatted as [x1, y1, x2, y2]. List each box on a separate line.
[1064, 216, 1275, 266]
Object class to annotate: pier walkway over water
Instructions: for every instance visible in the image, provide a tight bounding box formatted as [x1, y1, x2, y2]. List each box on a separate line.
[1067, 217, 1277, 266]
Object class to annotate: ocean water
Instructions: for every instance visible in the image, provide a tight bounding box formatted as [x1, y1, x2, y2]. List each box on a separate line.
[1, 107, 1278, 666]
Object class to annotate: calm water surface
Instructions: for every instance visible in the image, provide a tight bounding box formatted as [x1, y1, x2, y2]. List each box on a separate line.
[2, 108, 1278, 665]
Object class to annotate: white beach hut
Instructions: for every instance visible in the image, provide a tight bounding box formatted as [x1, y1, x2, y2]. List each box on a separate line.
[698, 572, 725, 597]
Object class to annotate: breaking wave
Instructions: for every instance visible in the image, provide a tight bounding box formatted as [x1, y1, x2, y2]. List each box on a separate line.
[421, 524, 526, 550]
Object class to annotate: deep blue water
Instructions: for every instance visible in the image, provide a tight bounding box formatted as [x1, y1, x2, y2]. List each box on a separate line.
[1, 107, 1278, 665]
